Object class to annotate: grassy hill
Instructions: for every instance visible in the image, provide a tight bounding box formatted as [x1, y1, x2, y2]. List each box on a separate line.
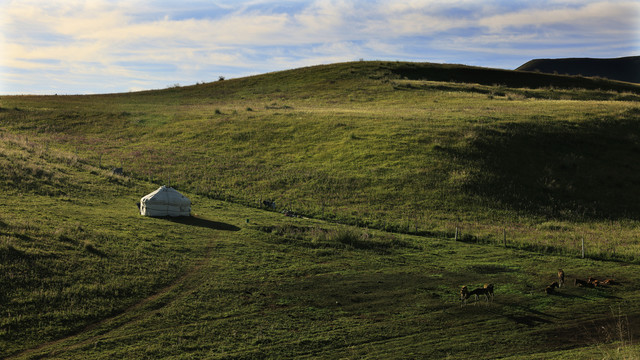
[3, 61, 640, 258]
[517, 56, 640, 84]
[2, 61, 640, 358]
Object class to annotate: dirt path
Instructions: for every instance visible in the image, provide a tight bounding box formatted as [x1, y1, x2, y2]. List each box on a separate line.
[9, 240, 215, 359]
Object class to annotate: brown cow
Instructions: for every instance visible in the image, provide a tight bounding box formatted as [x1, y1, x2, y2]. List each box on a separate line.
[468, 287, 492, 302]
[484, 283, 495, 300]
[575, 278, 593, 288]
[460, 286, 470, 305]
[601, 278, 620, 286]
[557, 269, 565, 287]
[461, 284, 493, 305]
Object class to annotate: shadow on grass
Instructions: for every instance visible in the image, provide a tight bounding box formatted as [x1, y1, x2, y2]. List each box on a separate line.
[594, 292, 623, 300]
[506, 314, 553, 327]
[463, 113, 640, 221]
[84, 243, 108, 258]
[165, 216, 241, 231]
[546, 291, 589, 300]
[483, 301, 557, 328]
[551, 288, 622, 300]
[390, 63, 640, 92]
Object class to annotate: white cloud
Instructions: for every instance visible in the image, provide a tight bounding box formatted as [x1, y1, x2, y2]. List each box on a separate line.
[478, 1, 640, 33]
[1, 0, 638, 94]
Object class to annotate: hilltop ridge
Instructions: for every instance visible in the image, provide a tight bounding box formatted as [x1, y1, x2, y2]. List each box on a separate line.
[516, 56, 640, 84]
[146, 60, 640, 99]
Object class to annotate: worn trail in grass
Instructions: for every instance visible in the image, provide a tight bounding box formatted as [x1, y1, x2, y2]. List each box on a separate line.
[13, 224, 219, 359]
[8, 196, 640, 358]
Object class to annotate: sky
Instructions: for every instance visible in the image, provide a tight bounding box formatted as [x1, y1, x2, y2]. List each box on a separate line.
[1, 0, 639, 95]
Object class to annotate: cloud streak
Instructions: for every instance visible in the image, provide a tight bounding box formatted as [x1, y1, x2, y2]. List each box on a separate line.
[1, 0, 638, 94]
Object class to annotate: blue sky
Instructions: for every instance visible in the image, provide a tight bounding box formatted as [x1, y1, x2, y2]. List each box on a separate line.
[1, 0, 639, 95]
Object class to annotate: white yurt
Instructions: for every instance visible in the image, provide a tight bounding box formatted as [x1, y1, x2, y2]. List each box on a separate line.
[139, 186, 191, 217]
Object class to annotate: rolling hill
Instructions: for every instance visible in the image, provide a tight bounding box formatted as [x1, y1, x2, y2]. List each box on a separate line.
[516, 56, 640, 84]
[2, 61, 640, 359]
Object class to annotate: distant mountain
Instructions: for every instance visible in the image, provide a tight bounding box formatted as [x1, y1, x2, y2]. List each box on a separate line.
[516, 56, 640, 84]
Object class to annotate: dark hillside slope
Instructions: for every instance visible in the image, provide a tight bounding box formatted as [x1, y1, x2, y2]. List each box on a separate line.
[516, 56, 640, 84]
[465, 107, 640, 220]
[391, 61, 640, 91]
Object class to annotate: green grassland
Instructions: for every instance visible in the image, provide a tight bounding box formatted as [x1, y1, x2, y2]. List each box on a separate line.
[2, 61, 640, 358]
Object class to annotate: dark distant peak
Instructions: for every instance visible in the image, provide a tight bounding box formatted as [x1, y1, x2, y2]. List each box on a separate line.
[516, 56, 640, 84]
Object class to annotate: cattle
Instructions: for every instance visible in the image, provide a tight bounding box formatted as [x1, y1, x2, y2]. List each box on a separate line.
[601, 278, 620, 286]
[545, 281, 559, 295]
[460, 286, 470, 305]
[468, 286, 492, 302]
[557, 269, 565, 287]
[575, 278, 593, 288]
[484, 283, 494, 300]
[461, 283, 494, 305]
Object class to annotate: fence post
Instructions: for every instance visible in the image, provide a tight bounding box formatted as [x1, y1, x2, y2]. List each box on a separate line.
[581, 236, 585, 259]
[503, 228, 507, 247]
[455, 227, 458, 241]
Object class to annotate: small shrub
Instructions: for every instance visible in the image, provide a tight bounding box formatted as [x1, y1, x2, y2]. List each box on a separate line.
[83, 241, 107, 257]
[0, 242, 23, 260]
[537, 221, 572, 232]
[334, 228, 361, 247]
[54, 229, 75, 243]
